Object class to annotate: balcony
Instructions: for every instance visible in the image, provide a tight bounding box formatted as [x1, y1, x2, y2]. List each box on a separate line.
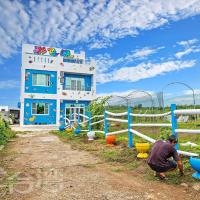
[64, 85, 91, 92]
[61, 86, 95, 101]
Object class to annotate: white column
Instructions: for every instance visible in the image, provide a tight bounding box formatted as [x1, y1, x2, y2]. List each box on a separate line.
[20, 101, 24, 127]
[56, 99, 60, 126]
[56, 69, 61, 126]
[20, 66, 25, 127]
[92, 60, 96, 99]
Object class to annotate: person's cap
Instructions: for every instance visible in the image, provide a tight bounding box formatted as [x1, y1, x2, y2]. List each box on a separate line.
[168, 135, 178, 143]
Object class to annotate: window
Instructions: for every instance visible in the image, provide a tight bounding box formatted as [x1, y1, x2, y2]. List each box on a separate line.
[65, 77, 85, 91]
[32, 73, 50, 86]
[32, 103, 49, 115]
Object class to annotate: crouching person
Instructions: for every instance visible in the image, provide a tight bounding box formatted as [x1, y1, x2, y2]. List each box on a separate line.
[147, 135, 184, 180]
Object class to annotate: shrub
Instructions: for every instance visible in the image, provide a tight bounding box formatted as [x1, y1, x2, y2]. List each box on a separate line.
[0, 117, 15, 145]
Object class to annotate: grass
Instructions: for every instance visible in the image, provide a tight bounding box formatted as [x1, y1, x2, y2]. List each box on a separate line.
[52, 127, 200, 185]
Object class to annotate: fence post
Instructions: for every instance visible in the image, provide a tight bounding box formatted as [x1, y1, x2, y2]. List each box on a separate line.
[171, 104, 178, 149]
[128, 106, 133, 148]
[69, 112, 72, 128]
[88, 112, 92, 131]
[104, 111, 108, 136]
[77, 111, 81, 133]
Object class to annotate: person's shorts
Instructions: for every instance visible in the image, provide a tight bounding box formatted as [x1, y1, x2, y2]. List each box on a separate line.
[148, 160, 177, 172]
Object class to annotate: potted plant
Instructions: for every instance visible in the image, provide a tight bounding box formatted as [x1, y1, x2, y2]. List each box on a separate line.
[135, 142, 150, 159]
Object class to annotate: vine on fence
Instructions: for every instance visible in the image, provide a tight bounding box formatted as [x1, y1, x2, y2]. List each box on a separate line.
[87, 97, 110, 129]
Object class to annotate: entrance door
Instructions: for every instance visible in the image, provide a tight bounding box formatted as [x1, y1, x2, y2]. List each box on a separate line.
[65, 106, 85, 125]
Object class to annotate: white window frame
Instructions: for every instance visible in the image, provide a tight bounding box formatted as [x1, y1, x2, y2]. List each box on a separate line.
[65, 77, 85, 91]
[32, 73, 50, 87]
[65, 105, 85, 124]
[32, 103, 49, 115]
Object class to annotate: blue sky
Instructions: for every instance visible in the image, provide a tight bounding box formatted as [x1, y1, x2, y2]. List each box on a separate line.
[1, 0, 200, 107]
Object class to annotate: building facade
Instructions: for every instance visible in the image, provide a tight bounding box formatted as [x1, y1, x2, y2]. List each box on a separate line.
[20, 44, 96, 127]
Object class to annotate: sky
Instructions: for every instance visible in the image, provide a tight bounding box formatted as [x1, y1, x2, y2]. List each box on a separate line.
[1, 0, 200, 107]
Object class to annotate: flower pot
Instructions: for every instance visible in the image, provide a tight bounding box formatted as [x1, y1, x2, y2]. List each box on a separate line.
[189, 157, 200, 179]
[135, 143, 150, 159]
[66, 128, 73, 133]
[74, 128, 81, 135]
[87, 131, 95, 140]
[59, 125, 65, 131]
[106, 135, 116, 145]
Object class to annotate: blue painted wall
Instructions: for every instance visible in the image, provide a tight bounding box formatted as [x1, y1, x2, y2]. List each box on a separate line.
[25, 69, 57, 94]
[24, 98, 57, 125]
[63, 73, 92, 91]
[60, 100, 90, 126]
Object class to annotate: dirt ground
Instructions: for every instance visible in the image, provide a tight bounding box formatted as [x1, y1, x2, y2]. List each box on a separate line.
[0, 131, 199, 200]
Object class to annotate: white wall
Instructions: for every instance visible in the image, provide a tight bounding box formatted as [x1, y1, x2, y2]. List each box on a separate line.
[0, 106, 9, 112]
[20, 43, 96, 127]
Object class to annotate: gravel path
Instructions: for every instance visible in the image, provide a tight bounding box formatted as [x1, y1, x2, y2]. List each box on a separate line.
[0, 132, 199, 200]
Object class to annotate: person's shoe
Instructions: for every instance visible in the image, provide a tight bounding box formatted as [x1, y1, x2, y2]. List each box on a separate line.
[155, 172, 168, 180]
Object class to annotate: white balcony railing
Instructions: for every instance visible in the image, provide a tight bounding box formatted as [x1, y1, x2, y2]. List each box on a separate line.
[63, 85, 91, 92]
[61, 89, 95, 101]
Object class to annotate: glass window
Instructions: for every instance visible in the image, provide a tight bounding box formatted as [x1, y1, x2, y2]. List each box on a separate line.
[77, 80, 82, 90]
[32, 103, 49, 115]
[71, 79, 76, 90]
[65, 77, 85, 91]
[32, 74, 50, 86]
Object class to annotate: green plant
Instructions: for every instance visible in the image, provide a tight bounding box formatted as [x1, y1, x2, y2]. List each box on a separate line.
[87, 96, 110, 129]
[0, 117, 15, 145]
[159, 127, 171, 140]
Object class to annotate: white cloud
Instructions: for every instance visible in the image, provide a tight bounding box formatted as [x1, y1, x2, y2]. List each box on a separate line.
[131, 48, 157, 59]
[97, 90, 134, 98]
[97, 89, 155, 98]
[175, 38, 200, 58]
[177, 39, 198, 47]
[175, 48, 200, 58]
[93, 46, 162, 74]
[97, 60, 196, 83]
[175, 48, 192, 59]
[125, 47, 164, 61]
[165, 94, 200, 105]
[0, 80, 20, 89]
[184, 89, 200, 95]
[1, 0, 200, 60]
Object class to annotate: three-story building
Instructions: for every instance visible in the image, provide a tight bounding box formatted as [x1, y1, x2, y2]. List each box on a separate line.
[20, 44, 96, 128]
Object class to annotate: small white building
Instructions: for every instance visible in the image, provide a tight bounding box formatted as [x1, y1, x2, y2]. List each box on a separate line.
[20, 44, 96, 128]
[0, 106, 9, 112]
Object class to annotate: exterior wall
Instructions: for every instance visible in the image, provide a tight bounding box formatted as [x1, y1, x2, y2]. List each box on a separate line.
[24, 98, 56, 125]
[25, 69, 57, 94]
[0, 106, 9, 112]
[60, 100, 90, 126]
[22, 44, 95, 76]
[20, 44, 96, 127]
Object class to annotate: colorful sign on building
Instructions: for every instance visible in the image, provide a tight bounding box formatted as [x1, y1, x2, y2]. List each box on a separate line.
[33, 46, 73, 57]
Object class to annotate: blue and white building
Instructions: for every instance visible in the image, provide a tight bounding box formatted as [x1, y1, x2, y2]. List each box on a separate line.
[20, 44, 96, 128]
